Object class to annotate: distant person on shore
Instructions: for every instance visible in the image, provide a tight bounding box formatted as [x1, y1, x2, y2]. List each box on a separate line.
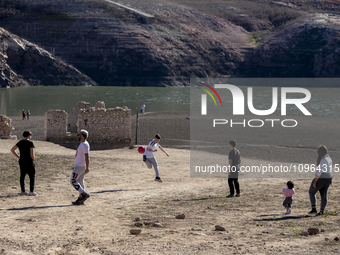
[141, 104, 146, 114]
[308, 145, 332, 215]
[22, 109, 25, 120]
[26, 110, 30, 120]
[282, 181, 295, 214]
[226, 140, 241, 198]
[71, 129, 91, 205]
[143, 134, 169, 182]
[10, 131, 37, 196]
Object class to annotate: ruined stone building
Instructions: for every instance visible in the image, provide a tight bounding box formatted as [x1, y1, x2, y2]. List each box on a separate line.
[44, 101, 131, 148]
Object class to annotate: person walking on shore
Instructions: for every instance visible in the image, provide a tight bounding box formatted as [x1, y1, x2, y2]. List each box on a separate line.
[143, 134, 169, 182]
[71, 129, 91, 205]
[226, 140, 241, 198]
[10, 131, 37, 196]
[141, 104, 146, 114]
[308, 145, 332, 215]
[282, 181, 295, 214]
[22, 109, 25, 120]
[26, 110, 30, 120]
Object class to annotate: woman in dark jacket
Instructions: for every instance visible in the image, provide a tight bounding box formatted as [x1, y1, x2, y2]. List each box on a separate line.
[308, 145, 332, 215]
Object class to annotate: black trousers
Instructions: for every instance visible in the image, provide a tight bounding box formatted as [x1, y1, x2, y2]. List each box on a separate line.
[228, 178, 240, 195]
[19, 160, 36, 192]
[283, 197, 293, 208]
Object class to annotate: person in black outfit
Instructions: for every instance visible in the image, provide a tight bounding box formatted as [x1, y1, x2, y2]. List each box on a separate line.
[227, 140, 241, 198]
[11, 131, 37, 196]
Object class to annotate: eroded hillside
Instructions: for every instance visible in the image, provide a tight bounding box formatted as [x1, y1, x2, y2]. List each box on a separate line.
[0, 0, 339, 87]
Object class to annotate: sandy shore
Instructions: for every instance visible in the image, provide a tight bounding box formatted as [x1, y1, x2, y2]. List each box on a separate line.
[8, 112, 340, 164]
[0, 139, 340, 254]
[9, 112, 190, 149]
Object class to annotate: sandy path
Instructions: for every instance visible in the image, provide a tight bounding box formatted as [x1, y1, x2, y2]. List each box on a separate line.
[1, 140, 340, 254]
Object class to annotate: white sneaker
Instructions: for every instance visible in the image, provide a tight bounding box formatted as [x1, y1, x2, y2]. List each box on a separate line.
[20, 191, 29, 196]
[28, 191, 38, 196]
[286, 208, 291, 214]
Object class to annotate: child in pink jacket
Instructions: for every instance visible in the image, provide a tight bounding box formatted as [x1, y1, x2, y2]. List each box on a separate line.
[282, 181, 295, 214]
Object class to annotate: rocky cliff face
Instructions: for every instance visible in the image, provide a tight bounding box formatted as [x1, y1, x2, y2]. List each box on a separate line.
[0, 27, 96, 87]
[240, 14, 340, 77]
[0, 0, 249, 87]
[0, 0, 340, 87]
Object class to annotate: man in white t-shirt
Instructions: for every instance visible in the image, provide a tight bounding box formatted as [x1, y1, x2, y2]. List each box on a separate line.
[143, 134, 169, 182]
[71, 129, 90, 205]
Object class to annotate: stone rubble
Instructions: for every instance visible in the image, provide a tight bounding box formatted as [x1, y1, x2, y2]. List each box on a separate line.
[0, 115, 16, 139]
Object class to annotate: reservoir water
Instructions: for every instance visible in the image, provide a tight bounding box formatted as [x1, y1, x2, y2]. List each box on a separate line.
[1, 86, 340, 117]
[0, 86, 190, 116]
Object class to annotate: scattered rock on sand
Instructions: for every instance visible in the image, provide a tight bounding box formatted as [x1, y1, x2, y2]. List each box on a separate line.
[300, 232, 309, 237]
[334, 237, 339, 241]
[176, 214, 185, 219]
[191, 228, 203, 231]
[321, 229, 325, 232]
[192, 233, 205, 236]
[135, 222, 143, 227]
[308, 227, 320, 235]
[152, 222, 162, 227]
[135, 217, 142, 221]
[130, 229, 142, 235]
[215, 225, 226, 231]
[55, 247, 66, 253]
[143, 221, 153, 226]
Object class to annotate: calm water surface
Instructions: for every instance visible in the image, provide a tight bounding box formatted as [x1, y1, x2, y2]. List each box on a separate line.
[0, 86, 190, 116]
[1, 86, 340, 117]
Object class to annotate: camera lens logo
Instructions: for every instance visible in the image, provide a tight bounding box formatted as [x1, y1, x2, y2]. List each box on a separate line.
[197, 83, 222, 115]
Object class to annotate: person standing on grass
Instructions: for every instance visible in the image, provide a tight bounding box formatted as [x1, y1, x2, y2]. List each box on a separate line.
[143, 134, 169, 182]
[308, 145, 332, 215]
[71, 129, 91, 205]
[226, 140, 241, 198]
[10, 130, 37, 196]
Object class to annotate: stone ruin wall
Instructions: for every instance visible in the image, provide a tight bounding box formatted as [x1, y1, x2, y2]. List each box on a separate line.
[44, 101, 131, 145]
[68, 101, 92, 133]
[77, 105, 131, 143]
[44, 110, 68, 141]
[0, 115, 16, 139]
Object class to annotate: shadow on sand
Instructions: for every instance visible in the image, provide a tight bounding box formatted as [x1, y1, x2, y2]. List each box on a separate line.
[92, 188, 156, 194]
[254, 214, 311, 221]
[93, 189, 142, 194]
[1, 204, 73, 211]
